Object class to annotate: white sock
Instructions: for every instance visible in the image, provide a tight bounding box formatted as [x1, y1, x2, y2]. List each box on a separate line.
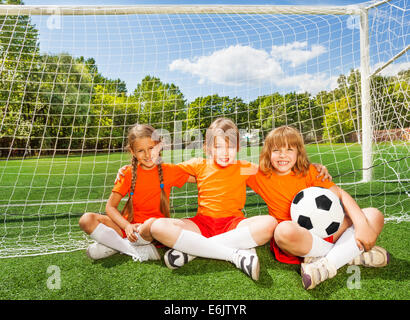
[90, 223, 137, 257]
[302, 231, 334, 258]
[173, 229, 237, 262]
[325, 226, 364, 270]
[133, 231, 152, 246]
[210, 226, 258, 249]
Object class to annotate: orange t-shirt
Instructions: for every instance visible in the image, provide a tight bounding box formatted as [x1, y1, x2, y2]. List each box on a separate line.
[246, 164, 335, 223]
[112, 163, 189, 223]
[177, 158, 258, 218]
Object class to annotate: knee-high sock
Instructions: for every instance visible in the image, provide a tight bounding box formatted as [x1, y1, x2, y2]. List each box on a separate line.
[302, 231, 334, 257]
[210, 226, 258, 249]
[90, 223, 136, 257]
[325, 226, 363, 270]
[173, 229, 237, 262]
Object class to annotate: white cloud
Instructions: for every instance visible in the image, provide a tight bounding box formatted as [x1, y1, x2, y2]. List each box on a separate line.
[169, 42, 330, 93]
[169, 45, 283, 86]
[372, 61, 410, 77]
[271, 41, 327, 67]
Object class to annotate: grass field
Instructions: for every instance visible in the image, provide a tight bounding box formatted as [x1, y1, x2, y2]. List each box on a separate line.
[0, 143, 409, 300]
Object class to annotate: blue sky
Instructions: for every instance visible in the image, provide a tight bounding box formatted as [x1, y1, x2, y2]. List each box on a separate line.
[21, 0, 409, 101]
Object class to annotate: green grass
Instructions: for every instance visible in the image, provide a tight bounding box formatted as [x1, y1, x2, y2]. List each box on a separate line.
[0, 221, 408, 300]
[0, 143, 408, 300]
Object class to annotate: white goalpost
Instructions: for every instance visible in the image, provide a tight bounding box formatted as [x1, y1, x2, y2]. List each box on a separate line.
[0, 1, 408, 258]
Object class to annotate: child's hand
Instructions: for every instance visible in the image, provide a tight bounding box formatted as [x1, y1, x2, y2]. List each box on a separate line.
[313, 163, 332, 182]
[115, 165, 130, 184]
[354, 221, 378, 252]
[124, 223, 140, 242]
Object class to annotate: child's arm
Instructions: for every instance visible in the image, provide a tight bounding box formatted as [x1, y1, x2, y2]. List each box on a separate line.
[105, 192, 138, 242]
[329, 185, 378, 251]
[312, 163, 332, 182]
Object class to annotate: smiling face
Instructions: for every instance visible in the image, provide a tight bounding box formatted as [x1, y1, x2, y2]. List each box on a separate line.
[211, 135, 237, 167]
[131, 136, 160, 170]
[270, 144, 298, 175]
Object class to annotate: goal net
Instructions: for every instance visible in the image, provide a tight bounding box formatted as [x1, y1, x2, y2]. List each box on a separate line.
[0, 1, 408, 258]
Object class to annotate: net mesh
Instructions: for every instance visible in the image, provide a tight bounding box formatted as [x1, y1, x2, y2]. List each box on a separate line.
[0, 1, 408, 257]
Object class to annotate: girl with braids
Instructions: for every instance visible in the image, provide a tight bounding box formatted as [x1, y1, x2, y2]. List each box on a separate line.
[79, 124, 193, 262]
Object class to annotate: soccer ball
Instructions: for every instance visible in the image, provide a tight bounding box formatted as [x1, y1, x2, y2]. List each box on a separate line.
[290, 187, 345, 238]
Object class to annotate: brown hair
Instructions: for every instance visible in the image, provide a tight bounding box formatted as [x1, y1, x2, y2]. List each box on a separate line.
[204, 117, 240, 156]
[121, 124, 170, 222]
[259, 126, 310, 177]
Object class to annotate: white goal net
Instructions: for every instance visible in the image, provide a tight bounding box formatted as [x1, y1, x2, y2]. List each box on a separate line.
[0, 0, 408, 257]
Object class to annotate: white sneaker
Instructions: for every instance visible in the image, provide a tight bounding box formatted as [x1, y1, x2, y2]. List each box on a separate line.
[348, 246, 390, 267]
[130, 244, 161, 262]
[232, 249, 260, 281]
[164, 249, 196, 269]
[86, 243, 118, 260]
[303, 256, 322, 264]
[301, 257, 337, 290]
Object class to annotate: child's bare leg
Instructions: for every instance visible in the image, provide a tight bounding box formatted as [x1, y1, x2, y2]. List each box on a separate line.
[234, 215, 278, 246]
[274, 221, 314, 256]
[362, 207, 384, 240]
[137, 217, 159, 242]
[79, 212, 122, 237]
[150, 218, 201, 247]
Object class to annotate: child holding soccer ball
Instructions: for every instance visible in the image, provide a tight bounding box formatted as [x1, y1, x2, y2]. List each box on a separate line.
[246, 125, 389, 289]
[79, 124, 194, 262]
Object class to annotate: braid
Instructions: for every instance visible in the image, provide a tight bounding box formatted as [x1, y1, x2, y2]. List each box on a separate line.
[121, 156, 138, 222]
[157, 161, 170, 218]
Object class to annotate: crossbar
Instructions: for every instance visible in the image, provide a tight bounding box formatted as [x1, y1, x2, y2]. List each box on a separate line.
[0, 4, 362, 16]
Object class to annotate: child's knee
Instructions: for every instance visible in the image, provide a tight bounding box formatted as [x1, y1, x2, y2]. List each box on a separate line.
[364, 207, 385, 231]
[262, 215, 278, 237]
[78, 212, 94, 230]
[274, 221, 299, 246]
[150, 218, 168, 238]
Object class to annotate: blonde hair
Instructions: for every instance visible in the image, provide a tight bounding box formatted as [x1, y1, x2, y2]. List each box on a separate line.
[259, 126, 310, 176]
[204, 117, 240, 155]
[121, 124, 170, 222]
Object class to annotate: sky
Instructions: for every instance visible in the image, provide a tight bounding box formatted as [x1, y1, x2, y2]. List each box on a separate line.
[19, 0, 409, 101]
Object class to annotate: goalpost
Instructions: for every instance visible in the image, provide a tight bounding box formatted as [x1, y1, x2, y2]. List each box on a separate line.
[0, 1, 408, 258]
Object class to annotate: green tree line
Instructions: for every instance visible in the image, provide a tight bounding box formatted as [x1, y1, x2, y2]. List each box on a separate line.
[1, 0, 409, 157]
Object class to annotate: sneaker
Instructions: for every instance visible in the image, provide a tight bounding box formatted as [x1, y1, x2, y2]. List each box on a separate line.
[164, 249, 196, 269]
[348, 246, 390, 267]
[86, 243, 118, 260]
[301, 257, 337, 290]
[131, 243, 161, 262]
[303, 256, 322, 264]
[232, 249, 260, 281]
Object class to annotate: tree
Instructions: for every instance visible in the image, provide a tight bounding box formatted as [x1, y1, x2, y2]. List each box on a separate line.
[322, 96, 357, 143]
[0, 0, 41, 157]
[133, 75, 186, 135]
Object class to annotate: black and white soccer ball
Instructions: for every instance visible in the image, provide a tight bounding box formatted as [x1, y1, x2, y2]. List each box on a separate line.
[290, 187, 345, 239]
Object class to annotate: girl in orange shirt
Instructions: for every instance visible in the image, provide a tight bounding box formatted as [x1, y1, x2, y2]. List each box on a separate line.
[78, 124, 193, 262]
[150, 118, 278, 281]
[248, 126, 388, 289]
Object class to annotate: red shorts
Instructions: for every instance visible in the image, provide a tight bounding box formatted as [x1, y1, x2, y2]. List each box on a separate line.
[187, 214, 246, 238]
[270, 235, 334, 265]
